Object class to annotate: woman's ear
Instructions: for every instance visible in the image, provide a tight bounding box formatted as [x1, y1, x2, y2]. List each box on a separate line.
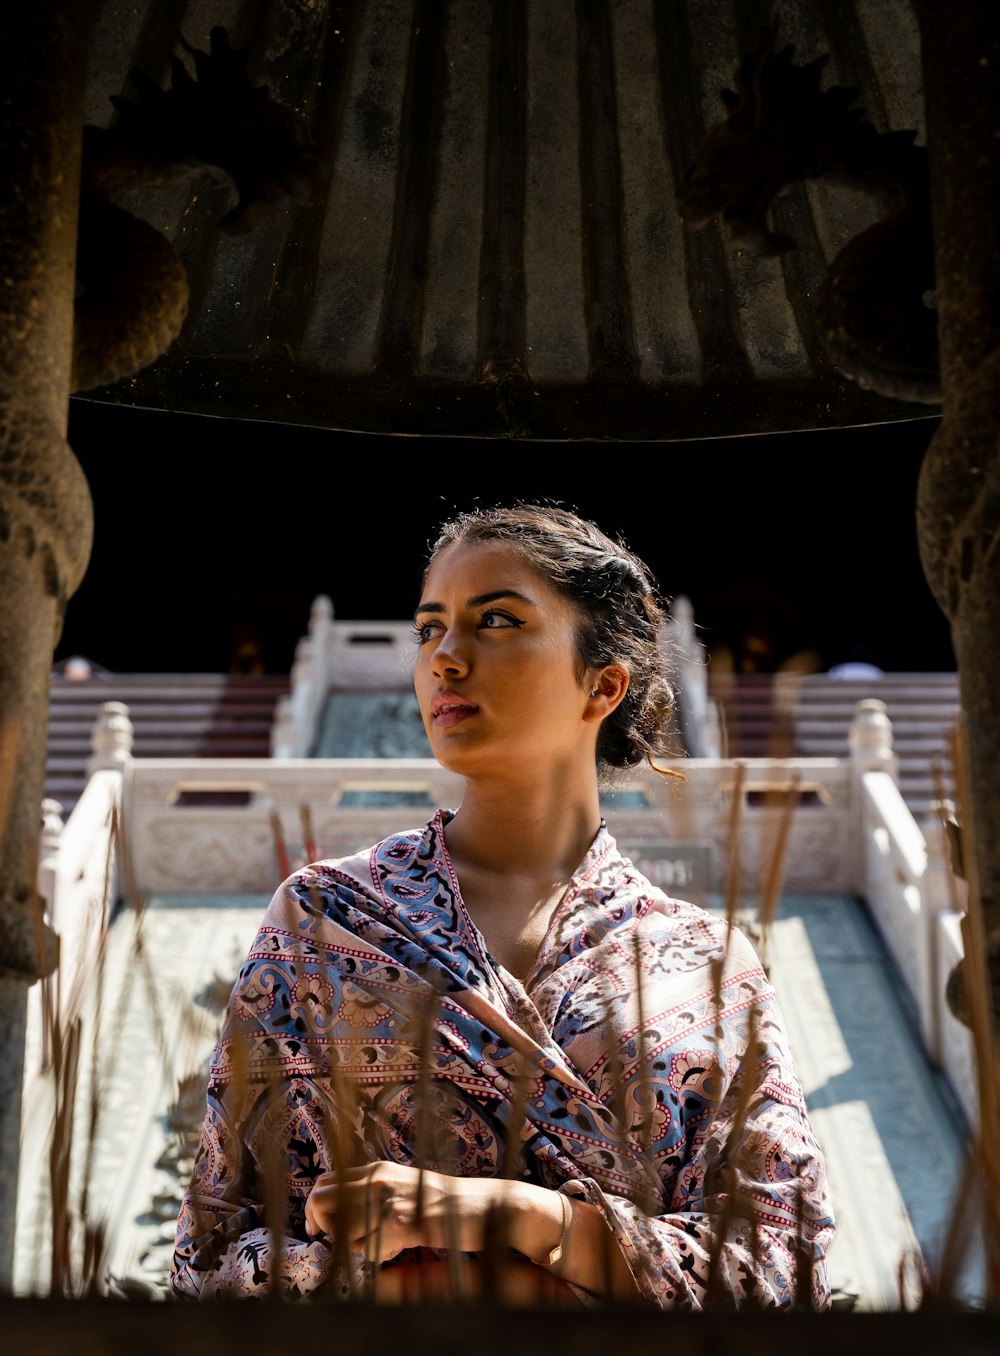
[584, 664, 630, 722]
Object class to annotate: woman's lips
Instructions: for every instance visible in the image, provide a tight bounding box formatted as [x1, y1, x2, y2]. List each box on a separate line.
[432, 696, 479, 728]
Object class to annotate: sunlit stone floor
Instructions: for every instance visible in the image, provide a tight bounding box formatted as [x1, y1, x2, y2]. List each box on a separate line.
[740, 894, 983, 1309]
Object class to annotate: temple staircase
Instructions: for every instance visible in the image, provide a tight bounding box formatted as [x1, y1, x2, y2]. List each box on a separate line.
[45, 672, 289, 813]
[709, 672, 960, 817]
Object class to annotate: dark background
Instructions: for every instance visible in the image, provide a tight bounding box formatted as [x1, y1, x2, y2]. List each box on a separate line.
[57, 397, 955, 677]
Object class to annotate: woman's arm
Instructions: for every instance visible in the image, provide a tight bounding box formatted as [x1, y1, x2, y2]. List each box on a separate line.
[509, 1181, 642, 1301]
[304, 1163, 641, 1302]
[170, 1093, 363, 1300]
[561, 1014, 836, 1310]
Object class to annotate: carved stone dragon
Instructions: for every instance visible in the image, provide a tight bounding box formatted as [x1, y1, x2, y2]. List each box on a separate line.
[680, 28, 938, 406]
[74, 26, 320, 393]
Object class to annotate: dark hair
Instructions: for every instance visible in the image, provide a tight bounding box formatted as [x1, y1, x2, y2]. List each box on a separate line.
[425, 504, 678, 775]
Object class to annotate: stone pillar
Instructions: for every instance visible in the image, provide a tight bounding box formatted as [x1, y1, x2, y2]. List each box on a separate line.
[848, 699, 898, 895]
[665, 596, 711, 758]
[35, 799, 64, 1076]
[271, 695, 296, 760]
[0, 2, 93, 1289]
[36, 799, 66, 925]
[308, 594, 334, 744]
[702, 698, 723, 761]
[920, 800, 963, 1067]
[309, 594, 334, 650]
[86, 700, 134, 779]
[916, 2, 1000, 1035]
[848, 699, 898, 780]
[288, 634, 317, 757]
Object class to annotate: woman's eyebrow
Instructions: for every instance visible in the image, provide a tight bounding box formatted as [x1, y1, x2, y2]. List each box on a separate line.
[414, 600, 443, 618]
[413, 589, 537, 620]
[468, 589, 537, 608]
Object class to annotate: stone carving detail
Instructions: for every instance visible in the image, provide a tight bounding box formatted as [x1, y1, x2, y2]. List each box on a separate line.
[140, 819, 276, 894]
[738, 814, 848, 895]
[0, 411, 93, 603]
[88, 701, 134, 777]
[849, 698, 899, 779]
[74, 26, 320, 393]
[681, 28, 937, 405]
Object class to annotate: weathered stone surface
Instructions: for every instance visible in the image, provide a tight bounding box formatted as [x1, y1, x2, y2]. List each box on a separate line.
[916, 2, 1000, 1033]
[0, 0, 94, 1289]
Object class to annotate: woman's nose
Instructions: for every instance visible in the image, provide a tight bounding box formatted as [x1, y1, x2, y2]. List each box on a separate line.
[431, 631, 470, 678]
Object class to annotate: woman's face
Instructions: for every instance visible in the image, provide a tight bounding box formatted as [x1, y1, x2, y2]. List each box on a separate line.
[413, 540, 600, 779]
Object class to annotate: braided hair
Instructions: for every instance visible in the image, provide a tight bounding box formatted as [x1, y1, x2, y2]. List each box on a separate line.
[425, 505, 678, 775]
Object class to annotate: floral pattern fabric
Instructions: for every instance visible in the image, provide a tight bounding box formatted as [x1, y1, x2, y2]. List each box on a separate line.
[171, 810, 834, 1306]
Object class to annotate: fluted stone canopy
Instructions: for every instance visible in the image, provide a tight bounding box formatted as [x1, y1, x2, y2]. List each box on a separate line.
[82, 0, 932, 439]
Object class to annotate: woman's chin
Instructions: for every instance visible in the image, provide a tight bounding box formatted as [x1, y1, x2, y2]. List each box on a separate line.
[420, 717, 468, 765]
[429, 736, 482, 776]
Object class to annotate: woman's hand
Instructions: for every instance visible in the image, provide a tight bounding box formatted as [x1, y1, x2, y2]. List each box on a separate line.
[304, 1161, 640, 1302]
[304, 1161, 529, 1263]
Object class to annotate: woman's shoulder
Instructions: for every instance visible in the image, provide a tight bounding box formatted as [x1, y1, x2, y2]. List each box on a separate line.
[268, 813, 449, 918]
[611, 849, 765, 970]
[290, 822, 431, 892]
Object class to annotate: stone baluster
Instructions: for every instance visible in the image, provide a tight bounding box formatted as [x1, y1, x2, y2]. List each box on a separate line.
[289, 635, 317, 758]
[36, 798, 65, 925]
[282, 601, 338, 760]
[921, 799, 963, 1067]
[290, 634, 315, 687]
[86, 701, 134, 779]
[849, 698, 899, 780]
[309, 594, 334, 650]
[922, 798, 962, 915]
[702, 698, 723, 761]
[665, 596, 710, 758]
[848, 699, 899, 894]
[271, 694, 296, 759]
[308, 594, 334, 748]
[85, 702, 131, 910]
[35, 798, 64, 1073]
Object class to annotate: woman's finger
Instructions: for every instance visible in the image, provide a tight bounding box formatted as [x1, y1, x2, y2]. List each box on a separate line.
[304, 1177, 343, 1237]
[305, 1175, 401, 1241]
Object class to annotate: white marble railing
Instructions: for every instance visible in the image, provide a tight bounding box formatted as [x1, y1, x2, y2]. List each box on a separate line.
[271, 598, 417, 758]
[861, 769, 975, 1124]
[122, 754, 853, 897]
[25, 768, 121, 1118]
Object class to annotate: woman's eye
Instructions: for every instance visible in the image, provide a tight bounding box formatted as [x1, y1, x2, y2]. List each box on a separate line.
[479, 610, 521, 630]
[412, 622, 440, 645]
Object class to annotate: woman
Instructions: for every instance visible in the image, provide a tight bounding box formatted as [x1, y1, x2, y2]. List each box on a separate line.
[171, 505, 834, 1307]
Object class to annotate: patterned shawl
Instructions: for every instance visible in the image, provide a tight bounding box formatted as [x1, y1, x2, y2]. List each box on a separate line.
[172, 810, 834, 1306]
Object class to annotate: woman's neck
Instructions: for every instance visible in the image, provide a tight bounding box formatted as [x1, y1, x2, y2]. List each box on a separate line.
[443, 761, 603, 881]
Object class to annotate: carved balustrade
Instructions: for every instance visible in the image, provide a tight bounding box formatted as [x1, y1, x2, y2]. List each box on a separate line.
[272, 606, 417, 758]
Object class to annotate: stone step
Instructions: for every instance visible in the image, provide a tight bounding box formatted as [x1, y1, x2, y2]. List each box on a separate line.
[47, 719, 275, 743]
[49, 700, 285, 717]
[707, 672, 960, 820]
[46, 673, 288, 812]
[45, 737, 271, 770]
[794, 705, 961, 722]
[49, 691, 287, 709]
[799, 675, 960, 688]
[796, 734, 955, 753]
